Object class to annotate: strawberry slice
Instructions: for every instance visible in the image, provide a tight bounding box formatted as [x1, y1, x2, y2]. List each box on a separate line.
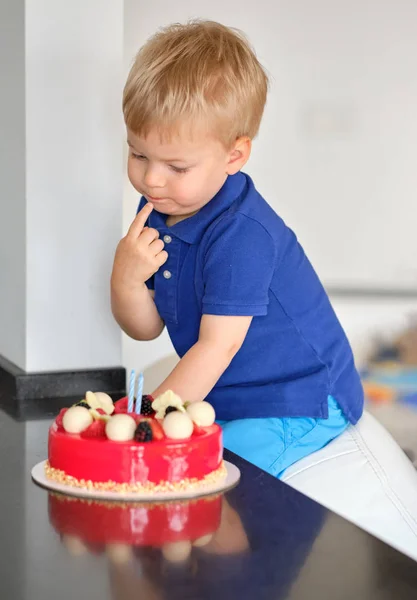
[55, 408, 68, 431]
[149, 419, 165, 441]
[192, 422, 206, 436]
[114, 397, 128, 414]
[80, 420, 107, 439]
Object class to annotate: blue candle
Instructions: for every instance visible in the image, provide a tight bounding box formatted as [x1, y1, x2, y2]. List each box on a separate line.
[135, 372, 144, 414]
[128, 369, 135, 413]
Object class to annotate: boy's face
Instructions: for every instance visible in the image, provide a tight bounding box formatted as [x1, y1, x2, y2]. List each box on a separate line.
[126, 127, 245, 223]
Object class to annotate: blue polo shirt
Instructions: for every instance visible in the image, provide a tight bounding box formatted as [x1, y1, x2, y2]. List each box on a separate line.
[139, 172, 363, 424]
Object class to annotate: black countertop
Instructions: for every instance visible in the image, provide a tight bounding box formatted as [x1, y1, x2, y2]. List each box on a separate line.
[1, 398, 417, 600]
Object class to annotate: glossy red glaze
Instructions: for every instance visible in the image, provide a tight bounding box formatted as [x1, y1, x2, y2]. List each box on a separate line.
[48, 419, 223, 485]
[48, 493, 222, 547]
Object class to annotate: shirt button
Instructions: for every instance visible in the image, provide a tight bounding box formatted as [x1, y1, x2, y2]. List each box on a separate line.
[163, 235, 172, 244]
[163, 270, 172, 280]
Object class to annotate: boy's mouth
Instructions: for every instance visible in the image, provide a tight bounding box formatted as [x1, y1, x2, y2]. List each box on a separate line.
[146, 195, 166, 202]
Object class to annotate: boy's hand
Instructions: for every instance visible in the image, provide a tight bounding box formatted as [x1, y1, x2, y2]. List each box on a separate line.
[112, 203, 168, 291]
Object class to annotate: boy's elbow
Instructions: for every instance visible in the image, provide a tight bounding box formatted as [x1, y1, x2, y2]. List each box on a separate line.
[140, 329, 165, 341]
[127, 324, 165, 341]
[114, 317, 164, 341]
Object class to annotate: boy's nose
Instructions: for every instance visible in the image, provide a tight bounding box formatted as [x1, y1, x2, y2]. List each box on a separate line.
[143, 164, 165, 189]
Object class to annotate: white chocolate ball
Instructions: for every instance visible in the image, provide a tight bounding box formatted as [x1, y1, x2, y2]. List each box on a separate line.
[62, 535, 88, 556]
[105, 414, 136, 442]
[186, 402, 216, 427]
[192, 533, 214, 547]
[162, 411, 193, 440]
[106, 543, 133, 564]
[162, 540, 192, 563]
[62, 406, 93, 434]
[93, 392, 114, 415]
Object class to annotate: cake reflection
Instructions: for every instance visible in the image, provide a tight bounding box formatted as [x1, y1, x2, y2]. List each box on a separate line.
[48, 491, 222, 562]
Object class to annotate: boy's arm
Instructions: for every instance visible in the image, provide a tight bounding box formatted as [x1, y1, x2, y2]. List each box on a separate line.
[111, 283, 164, 341]
[111, 202, 166, 341]
[151, 314, 252, 402]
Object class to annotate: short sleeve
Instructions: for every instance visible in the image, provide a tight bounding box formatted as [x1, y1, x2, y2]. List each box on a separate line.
[202, 214, 276, 316]
[136, 197, 154, 290]
[145, 276, 155, 291]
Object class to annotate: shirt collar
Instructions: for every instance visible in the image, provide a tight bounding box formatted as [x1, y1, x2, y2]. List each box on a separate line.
[147, 171, 248, 244]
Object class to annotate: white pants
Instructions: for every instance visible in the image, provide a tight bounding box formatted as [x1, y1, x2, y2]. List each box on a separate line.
[282, 411, 417, 562]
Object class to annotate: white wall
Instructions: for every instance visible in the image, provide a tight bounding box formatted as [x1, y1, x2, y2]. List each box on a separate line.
[0, 1, 125, 372]
[259, 0, 417, 292]
[123, 0, 417, 384]
[0, 0, 26, 366]
[24, 1, 124, 372]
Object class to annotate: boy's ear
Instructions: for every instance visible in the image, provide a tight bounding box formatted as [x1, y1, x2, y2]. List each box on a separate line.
[226, 137, 252, 175]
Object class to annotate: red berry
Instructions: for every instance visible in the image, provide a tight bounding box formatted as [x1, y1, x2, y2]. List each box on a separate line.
[114, 397, 128, 414]
[192, 422, 206, 436]
[80, 420, 107, 439]
[149, 419, 165, 441]
[55, 408, 68, 431]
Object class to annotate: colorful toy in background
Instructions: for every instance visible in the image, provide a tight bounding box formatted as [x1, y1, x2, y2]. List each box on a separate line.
[361, 316, 417, 409]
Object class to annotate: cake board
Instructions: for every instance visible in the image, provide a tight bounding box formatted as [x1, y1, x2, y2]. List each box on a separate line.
[31, 460, 240, 502]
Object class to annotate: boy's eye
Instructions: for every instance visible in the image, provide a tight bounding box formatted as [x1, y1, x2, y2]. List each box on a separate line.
[132, 152, 146, 160]
[170, 165, 189, 174]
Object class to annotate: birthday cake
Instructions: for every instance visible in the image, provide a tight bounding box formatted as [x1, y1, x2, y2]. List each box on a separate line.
[46, 390, 225, 494]
[49, 492, 222, 560]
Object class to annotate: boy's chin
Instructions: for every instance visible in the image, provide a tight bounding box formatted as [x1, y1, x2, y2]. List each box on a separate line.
[152, 204, 197, 219]
[150, 204, 174, 215]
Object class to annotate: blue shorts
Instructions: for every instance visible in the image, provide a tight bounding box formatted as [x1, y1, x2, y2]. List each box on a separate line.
[217, 395, 349, 479]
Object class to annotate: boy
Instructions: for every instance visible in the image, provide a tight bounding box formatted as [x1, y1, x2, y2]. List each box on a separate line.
[111, 20, 363, 478]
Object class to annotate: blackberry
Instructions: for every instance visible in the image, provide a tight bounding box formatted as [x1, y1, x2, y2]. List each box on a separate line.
[134, 421, 153, 443]
[76, 401, 90, 410]
[140, 395, 155, 416]
[165, 406, 178, 416]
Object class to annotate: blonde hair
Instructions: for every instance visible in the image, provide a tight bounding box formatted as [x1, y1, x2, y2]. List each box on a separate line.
[123, 20, 269, 148]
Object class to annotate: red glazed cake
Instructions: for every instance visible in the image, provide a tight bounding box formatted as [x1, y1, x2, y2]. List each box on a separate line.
[46, 390, 226, 494]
